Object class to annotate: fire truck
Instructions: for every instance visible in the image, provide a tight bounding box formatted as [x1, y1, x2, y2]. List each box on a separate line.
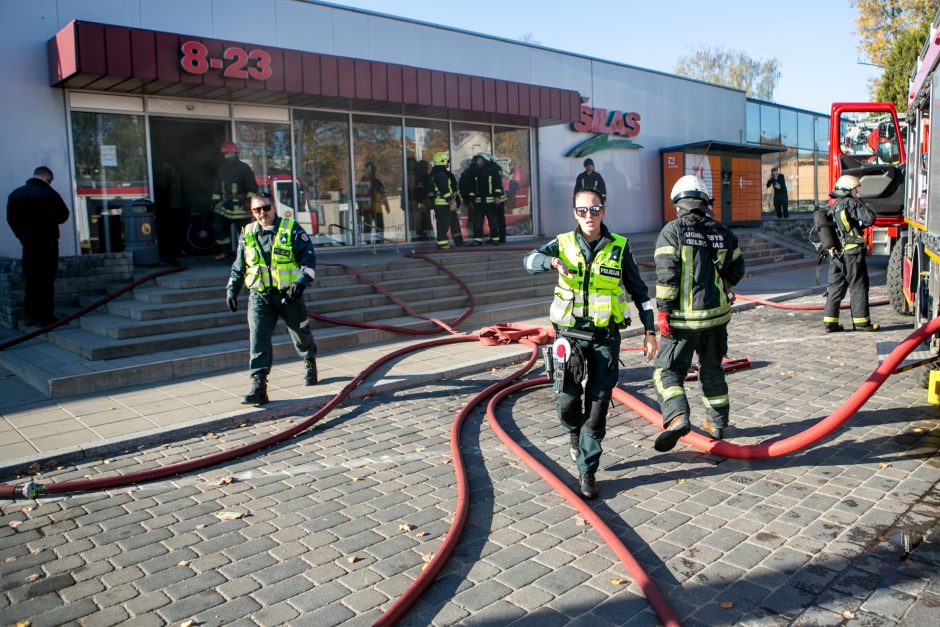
[890, 9, 940, 385]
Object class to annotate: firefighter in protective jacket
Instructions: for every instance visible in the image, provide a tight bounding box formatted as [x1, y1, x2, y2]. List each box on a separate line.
[822, 175, 878, 333]
[430, 152, 464, 249]
[653, 175, 745, 452]
[226, 193, 318, 406]
[524, 189, 657, 499]
[212, 141, 258, 260]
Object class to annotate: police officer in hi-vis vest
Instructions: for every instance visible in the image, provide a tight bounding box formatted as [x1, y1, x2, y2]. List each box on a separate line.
[226, 192, 319, 406]
[524, 189, 657, 499]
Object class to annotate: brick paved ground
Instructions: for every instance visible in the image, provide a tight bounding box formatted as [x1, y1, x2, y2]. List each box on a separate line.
[1, 288, 938, 626]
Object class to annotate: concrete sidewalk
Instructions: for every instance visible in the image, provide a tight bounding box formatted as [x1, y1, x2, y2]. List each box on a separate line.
[0, 247, 883, 477]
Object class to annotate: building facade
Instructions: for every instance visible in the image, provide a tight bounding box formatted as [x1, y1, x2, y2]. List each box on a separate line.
[1, 0, 825, 262]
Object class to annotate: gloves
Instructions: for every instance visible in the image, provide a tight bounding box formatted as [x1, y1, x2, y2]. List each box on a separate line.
[656, 311, 672, 338]
[226, 293, 238, 313]
[286, 282, 305, 302]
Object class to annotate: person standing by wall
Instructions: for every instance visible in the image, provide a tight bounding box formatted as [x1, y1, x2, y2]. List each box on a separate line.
[212, 141, 258, 261]
[6, 166, 70, 327]
[822, 175, 878, 333]
[573, 158, 607, 204]
[652, 175, 746, 452]
[226, 192, 319, 406]
[765, 166, 789, 218]
[523, 189, 657, 499]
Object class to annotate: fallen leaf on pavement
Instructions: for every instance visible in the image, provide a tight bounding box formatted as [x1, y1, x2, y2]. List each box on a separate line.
[415, 531, 428, 538]
[677, 479, 686, 484]
[422, 553, 434, 563]
[441, 458, 451, 464]
[4, 556, 16, 563]
[21, 507, 32, 513]
[180, 620, 196, 627]
[398, 523, 414, 532]
[9, 521, 21, 529]
[15, 621, 30, 627]
[351, 477, 361, 482]
[609, 578, 626, 586]
[879, 463, 891, 468]
[575, 517, 587, 527]
[842, 610, 855, 619]
[103, 459, 112, 465]
[913, 427, 925, 433]
[415, 447, 425, 452]
[177, 561, 189, 567]
[195, 524, 206, 530]
[213, 511, 245, 521]
[25, 574, 40, 582]
[207, 477, 234, 487]
[29, 549, 41, 555]
[719, 601, 734, 609]
[347, 555, 361, 564]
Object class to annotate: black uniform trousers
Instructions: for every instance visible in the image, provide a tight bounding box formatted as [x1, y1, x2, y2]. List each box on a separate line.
[557, 331, 621, 475]
[247, 290, 317, 378]
[653, 325, 730, 429]
[433, 205, 463, 246]
[823, 250, 870, 327]
[470, 201, 490, 242]
[486, 202, 506, 242]
[773, 196, 789, 218]
[22, 241, 59, 325]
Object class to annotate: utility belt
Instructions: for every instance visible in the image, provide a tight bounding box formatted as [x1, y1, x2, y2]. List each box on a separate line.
[558, 325, 622, 342]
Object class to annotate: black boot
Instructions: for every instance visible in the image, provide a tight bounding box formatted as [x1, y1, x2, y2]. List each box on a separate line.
[242, 374, 268, 406]
[304, 357, 318, 386]
[701, 418, 725, 440]
[853, 323, 879, 332]
[654, 413, 691, 452]
[824, 322, 844, 333]
[579, 472, 598, 499]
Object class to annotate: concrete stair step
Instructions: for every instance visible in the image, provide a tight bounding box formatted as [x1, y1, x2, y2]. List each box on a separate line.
[0, 297, 553, 398]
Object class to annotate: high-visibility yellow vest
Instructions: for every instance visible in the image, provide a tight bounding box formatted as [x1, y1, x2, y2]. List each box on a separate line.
[242, 219, 301, 292]
[550, 231, 628, 328]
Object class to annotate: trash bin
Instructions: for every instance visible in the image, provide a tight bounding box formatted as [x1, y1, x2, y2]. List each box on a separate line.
[123, 199, 159, 264]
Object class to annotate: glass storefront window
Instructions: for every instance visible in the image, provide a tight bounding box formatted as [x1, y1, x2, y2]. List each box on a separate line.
[293, 111, 353, 246]
[780, 109, 797, 147]
[71, 111, 149, 254]
[746, 101, 760, 144]
[405, 119, 449, 241]
[815, 116, 830, 154]
[353, 114, 404, 245]
[797, 113, 815, 150]
[494, 126, 532, 237]
[234, 120, 292, 192]
[796, 149, 818, 212]
[760, 104, 780, 145]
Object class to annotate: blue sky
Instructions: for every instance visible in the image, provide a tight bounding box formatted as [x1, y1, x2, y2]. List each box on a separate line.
[326, 0, 881, 115]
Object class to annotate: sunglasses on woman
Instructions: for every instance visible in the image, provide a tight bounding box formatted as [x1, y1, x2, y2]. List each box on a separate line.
[574, 205, 604, 217]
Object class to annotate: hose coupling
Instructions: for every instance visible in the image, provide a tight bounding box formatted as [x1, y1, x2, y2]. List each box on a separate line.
[16, 479, 44, 499]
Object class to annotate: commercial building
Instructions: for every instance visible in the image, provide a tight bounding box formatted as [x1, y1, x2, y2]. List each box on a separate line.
[1, 0, 829, 265]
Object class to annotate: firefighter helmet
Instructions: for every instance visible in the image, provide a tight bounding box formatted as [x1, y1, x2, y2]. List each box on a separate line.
[220, 140, 238, 155]
[670, 175, 710, 204]
[433, 152, 450, 167]
[834, 175, 860, 192]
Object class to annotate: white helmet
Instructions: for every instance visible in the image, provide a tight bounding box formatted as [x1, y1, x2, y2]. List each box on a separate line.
[834, 175, 860, 192]
[671, 175, 710, 204]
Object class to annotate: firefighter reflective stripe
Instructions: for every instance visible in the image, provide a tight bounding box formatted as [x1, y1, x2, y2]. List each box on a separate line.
[670, 312, 732, 330]
[702, 394, 729, 408]
[823, 316, 840, 324]
[654, 369, 685, 401]
[656, 284, 678, 299]
[681, 245, 694, 312]
[433, 177, 454, 206]
[731, 247, 742, 261]
[243, 219, 301, 292]
[852, 316, 870, 325]
[550, 231, 628, 328]
[655, 245, 676, 257]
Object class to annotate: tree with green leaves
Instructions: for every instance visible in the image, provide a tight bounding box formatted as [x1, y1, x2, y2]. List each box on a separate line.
[853, 0, 936, 109]
[673, 47, 781, 101]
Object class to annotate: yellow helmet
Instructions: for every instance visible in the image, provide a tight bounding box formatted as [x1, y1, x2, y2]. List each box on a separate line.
[433, 152, 450, 167]
[834, 175, 860, 191]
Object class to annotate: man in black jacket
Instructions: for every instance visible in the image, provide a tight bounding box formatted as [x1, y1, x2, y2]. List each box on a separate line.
[6, 166, 70, 327]
[573, 158, 607, 204]
[766, 167, 789, 218]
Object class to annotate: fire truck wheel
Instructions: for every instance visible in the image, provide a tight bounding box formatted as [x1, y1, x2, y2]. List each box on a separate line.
[887, 239, 912, 316]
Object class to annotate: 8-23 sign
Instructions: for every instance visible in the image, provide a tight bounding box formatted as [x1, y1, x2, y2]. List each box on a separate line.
[180, 40, 272, 81]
